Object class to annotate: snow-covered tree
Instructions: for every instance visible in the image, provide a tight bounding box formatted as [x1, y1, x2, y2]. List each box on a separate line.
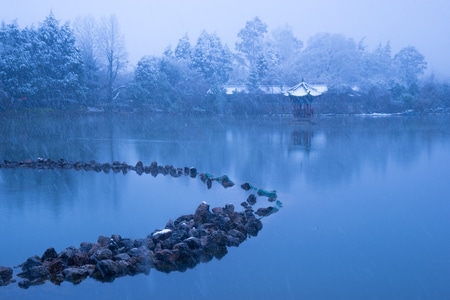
[360, 41, 393, 89]
[299, 33, 362, 86]
[393, 46, 427, 87]
[235, 17, 267, 66]
[0, 22, 37, 99]
[33, 12, 85, 102]
[263, 25, 303, 87]
[191, 30, 232, 92]
[235, 17, 268, 89]
[133, 56, 167, 106]
[174, 34, 192, 60]
[0, 13, 85, 103]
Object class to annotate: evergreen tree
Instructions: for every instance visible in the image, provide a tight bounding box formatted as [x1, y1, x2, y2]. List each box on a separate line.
[393, 46, 427, 87]
[0, 13, 85, 104]
[174, 34, 192, 60]
[33, 12, 85, 103]
[191, 30, 232, 93]
[235, 17, 267, 66]
[235, 17, 268, 89]
[0, 22, 37, 100]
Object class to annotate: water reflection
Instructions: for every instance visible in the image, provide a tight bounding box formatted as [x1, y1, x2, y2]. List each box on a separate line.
[290, 129, 313, 153]
[2, 113, 450, 198]
[1, 112, 450, 298]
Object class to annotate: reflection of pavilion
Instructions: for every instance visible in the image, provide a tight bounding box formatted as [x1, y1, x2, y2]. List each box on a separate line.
[290, 129, 313, 153]
[285, 81, 327, 118]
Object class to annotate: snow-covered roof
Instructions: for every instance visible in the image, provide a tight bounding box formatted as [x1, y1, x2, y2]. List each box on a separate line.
[285, 82, 328, 97]
[223, 85, 287, 95]
[224, 86, 248, 95]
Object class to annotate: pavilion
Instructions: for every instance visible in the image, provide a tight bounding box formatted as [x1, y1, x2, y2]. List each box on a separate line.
[285, 81, 327, 118]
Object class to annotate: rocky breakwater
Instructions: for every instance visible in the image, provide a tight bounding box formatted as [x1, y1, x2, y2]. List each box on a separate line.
[1, 158, 282, 288]
[0, 158, 235, 190]
[12, 201, 265, 288]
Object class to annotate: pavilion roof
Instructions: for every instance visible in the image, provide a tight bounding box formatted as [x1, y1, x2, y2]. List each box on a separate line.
[285, 81, 327, 97]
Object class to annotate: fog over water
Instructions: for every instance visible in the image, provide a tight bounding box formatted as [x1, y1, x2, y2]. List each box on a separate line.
[2, 0, 449, 77]
[1, 114, 450, 299]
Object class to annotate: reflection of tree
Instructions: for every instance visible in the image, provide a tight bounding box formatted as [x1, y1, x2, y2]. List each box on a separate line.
[2, 113, 449, 209]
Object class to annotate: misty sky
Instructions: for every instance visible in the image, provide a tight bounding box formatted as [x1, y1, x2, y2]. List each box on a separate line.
[2, 0, 449, 77]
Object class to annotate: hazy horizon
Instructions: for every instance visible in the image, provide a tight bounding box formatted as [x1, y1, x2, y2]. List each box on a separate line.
[2, 0, 449, 78]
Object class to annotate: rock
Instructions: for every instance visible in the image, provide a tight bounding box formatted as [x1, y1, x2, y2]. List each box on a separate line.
[121, 162, 129, 174]
[215, 175, 234, 188]
[3, 179, 280, 288]
[184, 167, 190, 176]
[41, 247, 58, 262]
[135, 161, 144, 175]
[127, 248, 141, 257]
[152, 229, 172, 241]
[92, 260, 121, 282]
[58, 247, 76, 264]
[240, 182, 253, 191]
[90, 160, 102, 172]
[97, 236, 110, 247]
[184, 237, 201, 249]
[70, 252, 90, 266]
[149, 162, 159, 177]
[257, 189, 277, 199]
[19, 256, 42, 273]
[18, 279, 32, 289]
[79, 242, 94, 253]
[114, 253, 131, 261]
[223, 203, 235, 214]
[158, 165, 168, 175]
[102, 163, 111, 173]
[46, 259, 65, 275]
[201, 235, 227, 259]
[108, 238, 119, 252]
[17, 261, 49, 284]
[194, 202, 211, 225]
[168, 165, 178, 177]
[63, 267, 90, 284]
[226, 229, 247, 246]
[112, 161, 122, 173]
[255, 207, 278, 217]
[118, 238, 134, 252]
[246, 194, 257, 205]
[0, 266, 13, 286]
[152, 249, 179, 273]
[93, 248, 113, 261]
[211, 230, 228, 247]
[73, 161, 82, 170]
[245, 218, 263, 237]
[211, 207, 223, 214]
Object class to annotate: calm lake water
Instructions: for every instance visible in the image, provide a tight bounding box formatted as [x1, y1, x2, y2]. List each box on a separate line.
[1, 112, 450, 299]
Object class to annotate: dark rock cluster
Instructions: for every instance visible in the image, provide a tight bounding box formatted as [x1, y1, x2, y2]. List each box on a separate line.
[0, 159, 234, 189]
[0, 266, 13, 286]
[10, 202, 266, 288]
[0, 158, 282, 289]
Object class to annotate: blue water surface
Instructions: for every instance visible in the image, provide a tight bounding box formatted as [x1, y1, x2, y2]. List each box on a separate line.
[1, 113, 449, 299]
